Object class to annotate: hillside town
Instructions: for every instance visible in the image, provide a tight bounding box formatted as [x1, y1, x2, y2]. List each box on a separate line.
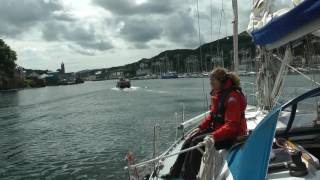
[1, 32, 320, 90]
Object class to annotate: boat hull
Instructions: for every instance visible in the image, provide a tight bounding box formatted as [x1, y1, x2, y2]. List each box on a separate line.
[117, 81, 131, 89]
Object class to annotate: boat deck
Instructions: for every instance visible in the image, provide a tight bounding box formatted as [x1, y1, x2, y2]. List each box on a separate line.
[268, 170, 320, 180]
[156, 139, 185, 180]
[151, 104, 319, 180]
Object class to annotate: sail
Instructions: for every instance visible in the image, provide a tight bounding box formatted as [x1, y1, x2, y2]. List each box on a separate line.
[226, 107, 281, 179]
[250, 0, 320, 49]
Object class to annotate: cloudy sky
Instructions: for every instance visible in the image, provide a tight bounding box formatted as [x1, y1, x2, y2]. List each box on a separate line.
[0, 0, 291, 72]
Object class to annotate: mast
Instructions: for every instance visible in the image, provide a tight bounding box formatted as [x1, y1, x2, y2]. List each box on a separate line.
[232, 0, 239, 73]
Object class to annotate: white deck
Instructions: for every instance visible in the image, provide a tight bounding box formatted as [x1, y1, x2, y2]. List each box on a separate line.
[156, 139, 185, 180]
[268, 171, 320, 180]
[150, 105, 320, 180]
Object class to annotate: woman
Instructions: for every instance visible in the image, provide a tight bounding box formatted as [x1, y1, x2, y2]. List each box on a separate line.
[162, 68, 247, 180]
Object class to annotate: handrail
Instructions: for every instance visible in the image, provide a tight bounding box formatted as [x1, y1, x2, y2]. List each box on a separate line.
[179, 111, 210, 129]
[281, 87, 320, 134]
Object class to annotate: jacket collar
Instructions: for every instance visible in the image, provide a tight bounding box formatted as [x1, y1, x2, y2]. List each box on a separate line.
[211, 78, 233, 95]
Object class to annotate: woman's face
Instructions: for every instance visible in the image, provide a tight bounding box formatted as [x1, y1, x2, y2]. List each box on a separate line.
[210, 76, 221, 91]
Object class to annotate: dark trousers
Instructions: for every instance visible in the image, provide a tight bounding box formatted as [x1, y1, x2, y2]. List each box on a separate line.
[169, 129, 211, 180]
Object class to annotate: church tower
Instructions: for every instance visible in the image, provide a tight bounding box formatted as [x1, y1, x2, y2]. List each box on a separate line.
[61, 62, 65, 74]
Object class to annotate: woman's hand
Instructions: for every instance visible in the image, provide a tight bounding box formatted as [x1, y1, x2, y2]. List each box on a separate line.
[187, 128, 201, 139]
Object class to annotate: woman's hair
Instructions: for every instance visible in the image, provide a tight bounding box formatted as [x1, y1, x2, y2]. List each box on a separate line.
[210, 67, 240, 87]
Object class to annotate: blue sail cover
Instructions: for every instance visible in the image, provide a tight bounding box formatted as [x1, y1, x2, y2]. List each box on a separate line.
[226, 108, 281, 180]
[225, 87, 320, 179]
[251, 0, 320, 46]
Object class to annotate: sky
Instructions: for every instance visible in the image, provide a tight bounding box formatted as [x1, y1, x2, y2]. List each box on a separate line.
[0, 0, 291, 72]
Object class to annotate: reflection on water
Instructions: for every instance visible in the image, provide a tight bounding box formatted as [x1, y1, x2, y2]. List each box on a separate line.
[0, 90, 19, 108]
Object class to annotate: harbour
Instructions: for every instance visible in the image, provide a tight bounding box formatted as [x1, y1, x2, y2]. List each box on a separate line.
[0, 75, 318, 180]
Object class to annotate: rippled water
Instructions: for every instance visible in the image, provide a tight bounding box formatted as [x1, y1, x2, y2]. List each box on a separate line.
[0, 76, 318, 180]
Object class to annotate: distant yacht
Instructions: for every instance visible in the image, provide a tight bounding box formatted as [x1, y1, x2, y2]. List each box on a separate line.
[160, 72, 178, 79]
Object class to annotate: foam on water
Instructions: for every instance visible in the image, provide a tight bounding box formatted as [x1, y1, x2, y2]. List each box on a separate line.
[145, 89, 169, 94]
[110, 86, 140, 91]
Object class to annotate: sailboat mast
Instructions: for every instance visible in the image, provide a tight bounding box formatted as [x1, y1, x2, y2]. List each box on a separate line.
[232, 0, 239, 73]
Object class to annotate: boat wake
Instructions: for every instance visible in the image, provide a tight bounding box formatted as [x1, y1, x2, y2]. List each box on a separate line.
[145, 89, 169, 94]
[110, 86, 140, 91]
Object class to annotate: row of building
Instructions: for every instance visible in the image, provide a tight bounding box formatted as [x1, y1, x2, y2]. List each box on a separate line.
[20, 53, 320, 84]
[17, 62, 84, 87]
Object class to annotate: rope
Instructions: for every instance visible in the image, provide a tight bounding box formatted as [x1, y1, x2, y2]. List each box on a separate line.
[199, 137, 216, 180]
[124, 141, 206, 169]
[198, 137, 226, 180]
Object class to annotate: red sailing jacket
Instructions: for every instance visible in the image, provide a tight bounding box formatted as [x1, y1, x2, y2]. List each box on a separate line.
[198, 79, 247, 142]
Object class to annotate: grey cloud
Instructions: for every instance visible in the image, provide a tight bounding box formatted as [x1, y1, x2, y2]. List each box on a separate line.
[79, 41, 113, 51]
[52, 12, 78, 22]
[164, 11, 200, 48]
[120, 18, 162, 47]
[42, 21, 113, 52]
[0, 0, 113, 54]
[133, 43, 149, 49]
[136, 1, 177, 14]
[42, 22, 96, 43]
[0, 0, 62, 37]
[93, 0, 133, 15]
[0, 23, 24, 38]
[93, 0, 188, 16]
[62, 26, 95, 42]
[154, 43, 168, 48]
[68, 45, 96, 56]
[42, 22, 63, 41]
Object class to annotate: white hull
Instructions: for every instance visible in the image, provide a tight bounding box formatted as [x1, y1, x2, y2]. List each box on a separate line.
[148, 105, 320, 180]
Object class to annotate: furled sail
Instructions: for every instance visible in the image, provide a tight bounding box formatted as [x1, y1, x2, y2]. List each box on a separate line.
[248, 0, 320, 50]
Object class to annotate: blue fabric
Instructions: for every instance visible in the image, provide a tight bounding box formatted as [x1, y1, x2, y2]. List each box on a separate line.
[226, 108, 281, 180]
[251, 0, 320, 46]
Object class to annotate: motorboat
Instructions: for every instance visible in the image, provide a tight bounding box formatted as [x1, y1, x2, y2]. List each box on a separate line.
[116, 77, 131, 89]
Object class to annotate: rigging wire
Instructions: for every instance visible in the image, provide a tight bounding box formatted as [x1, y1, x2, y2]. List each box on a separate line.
[223, 1, 228, 38]
[306, 35, 320, 111]
[217, 0, 224, 55]
[210, 0, 213, 45]
[272, 49, 290, 108]
[196, 0, 209, 113]
[273, 53, 320, 86]
[216, 0, 224, 67]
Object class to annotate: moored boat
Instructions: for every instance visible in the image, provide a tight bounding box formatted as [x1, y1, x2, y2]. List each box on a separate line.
[161, 72, 178, 79]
